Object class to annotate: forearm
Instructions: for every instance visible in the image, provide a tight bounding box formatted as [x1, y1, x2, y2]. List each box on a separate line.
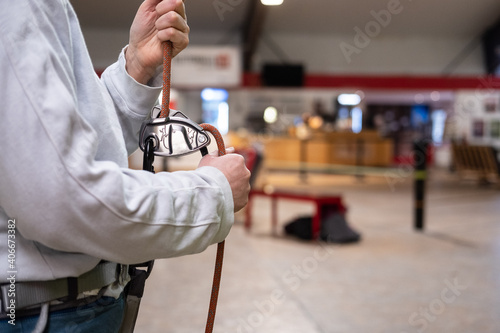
[7, 162, 233, 264]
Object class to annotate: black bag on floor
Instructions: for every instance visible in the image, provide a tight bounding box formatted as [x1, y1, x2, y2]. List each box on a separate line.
[319, 212, 361, 243]
[284, 216, 314, 240]
[284, 205, 361, 243]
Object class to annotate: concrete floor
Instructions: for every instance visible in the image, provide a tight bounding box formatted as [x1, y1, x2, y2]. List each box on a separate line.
[134, 168, 500, 333]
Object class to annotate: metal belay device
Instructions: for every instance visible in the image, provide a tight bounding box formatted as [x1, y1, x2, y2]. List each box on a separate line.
[126, 40, 227, 333]
[139, 107, 211, 158]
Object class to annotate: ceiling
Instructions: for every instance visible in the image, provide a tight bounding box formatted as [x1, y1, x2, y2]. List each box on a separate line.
[71, 0, 500, 39]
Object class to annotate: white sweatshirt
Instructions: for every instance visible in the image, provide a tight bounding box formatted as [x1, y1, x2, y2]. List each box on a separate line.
[0, 0, 233, 282]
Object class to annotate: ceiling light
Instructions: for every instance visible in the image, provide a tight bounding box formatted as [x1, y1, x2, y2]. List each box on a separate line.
[263, 106, 278, 124]
[261, 0, 283, 6]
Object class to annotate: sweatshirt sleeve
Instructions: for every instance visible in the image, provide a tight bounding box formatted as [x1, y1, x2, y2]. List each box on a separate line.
[100, 47, 163, 156]
[0, 10, 234, 265]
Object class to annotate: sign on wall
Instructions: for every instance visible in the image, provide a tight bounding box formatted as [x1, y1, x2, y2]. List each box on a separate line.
[171, 46, 242, 88]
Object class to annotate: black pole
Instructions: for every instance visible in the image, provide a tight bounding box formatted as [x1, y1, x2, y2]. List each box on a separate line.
[414, 139, 428, 231]
[299, 139, 308, 183]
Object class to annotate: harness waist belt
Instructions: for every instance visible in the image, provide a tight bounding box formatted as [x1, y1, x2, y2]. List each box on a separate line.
[0, 261, 119, 313]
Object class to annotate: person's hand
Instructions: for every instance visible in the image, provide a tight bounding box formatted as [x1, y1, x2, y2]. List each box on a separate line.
[198, 149, 251, 212]
[126, 0, 189, 84]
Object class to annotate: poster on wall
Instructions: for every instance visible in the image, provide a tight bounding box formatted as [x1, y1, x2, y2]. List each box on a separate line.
[473, 119, 484, 138]
[171, 46, 242, 88]
[490, 120, 500, 138]
[484, 96, 499, 113]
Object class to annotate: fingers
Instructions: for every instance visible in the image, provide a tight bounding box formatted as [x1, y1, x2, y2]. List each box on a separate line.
[196, 152, 251, 212]
[155, 0, 189, 56]
[223, 153, 251, 212]
[156, 0, 186, 20]
[155, 9, 189, 33]
[230, 155, 251, 212]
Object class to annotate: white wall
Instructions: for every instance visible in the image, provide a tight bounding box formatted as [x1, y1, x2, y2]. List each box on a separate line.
[254, 32, 485, 76]
[83, 28, 486, 77]
[228, 88, 352, 130]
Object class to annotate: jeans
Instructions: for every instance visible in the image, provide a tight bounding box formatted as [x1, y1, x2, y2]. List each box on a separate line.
[0, 294, 125, 333]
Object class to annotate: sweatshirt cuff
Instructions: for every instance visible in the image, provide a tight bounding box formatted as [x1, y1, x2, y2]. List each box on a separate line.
[195, 166, 234, 244]
[102, 46, 162, 119]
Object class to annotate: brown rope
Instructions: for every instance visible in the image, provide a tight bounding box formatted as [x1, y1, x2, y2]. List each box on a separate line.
[160, 41, 226, 333]
[200, 123, 226, 157]
[204, 241, 225, 333]
[199, 123, 227, 333]
[160, 41, 173, 118]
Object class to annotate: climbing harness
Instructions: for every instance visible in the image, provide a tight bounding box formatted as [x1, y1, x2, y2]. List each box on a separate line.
[125, 41, 227, 333]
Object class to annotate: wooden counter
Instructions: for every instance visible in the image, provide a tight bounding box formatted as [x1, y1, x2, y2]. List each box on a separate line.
[263, 131, 394, 167]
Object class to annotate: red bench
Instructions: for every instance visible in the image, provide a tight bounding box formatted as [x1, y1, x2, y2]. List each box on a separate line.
[245, 189, 345, 239]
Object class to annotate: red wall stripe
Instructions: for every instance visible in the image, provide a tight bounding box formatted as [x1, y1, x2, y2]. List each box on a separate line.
[243, 72, 500, 90]
[96, 69, 500, 90]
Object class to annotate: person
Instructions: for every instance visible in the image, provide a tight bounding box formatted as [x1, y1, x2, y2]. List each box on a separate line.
[0, 0, 250, 331]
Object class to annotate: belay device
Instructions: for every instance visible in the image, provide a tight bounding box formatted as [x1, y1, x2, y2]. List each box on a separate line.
[125, 41, 227, 333]
[139, 107, 211, 159]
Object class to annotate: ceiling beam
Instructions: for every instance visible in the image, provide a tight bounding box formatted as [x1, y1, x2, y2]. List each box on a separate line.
[242, 0, 268, 71]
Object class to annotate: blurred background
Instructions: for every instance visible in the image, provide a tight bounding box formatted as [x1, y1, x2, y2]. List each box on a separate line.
[72, 0, 500, 332]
